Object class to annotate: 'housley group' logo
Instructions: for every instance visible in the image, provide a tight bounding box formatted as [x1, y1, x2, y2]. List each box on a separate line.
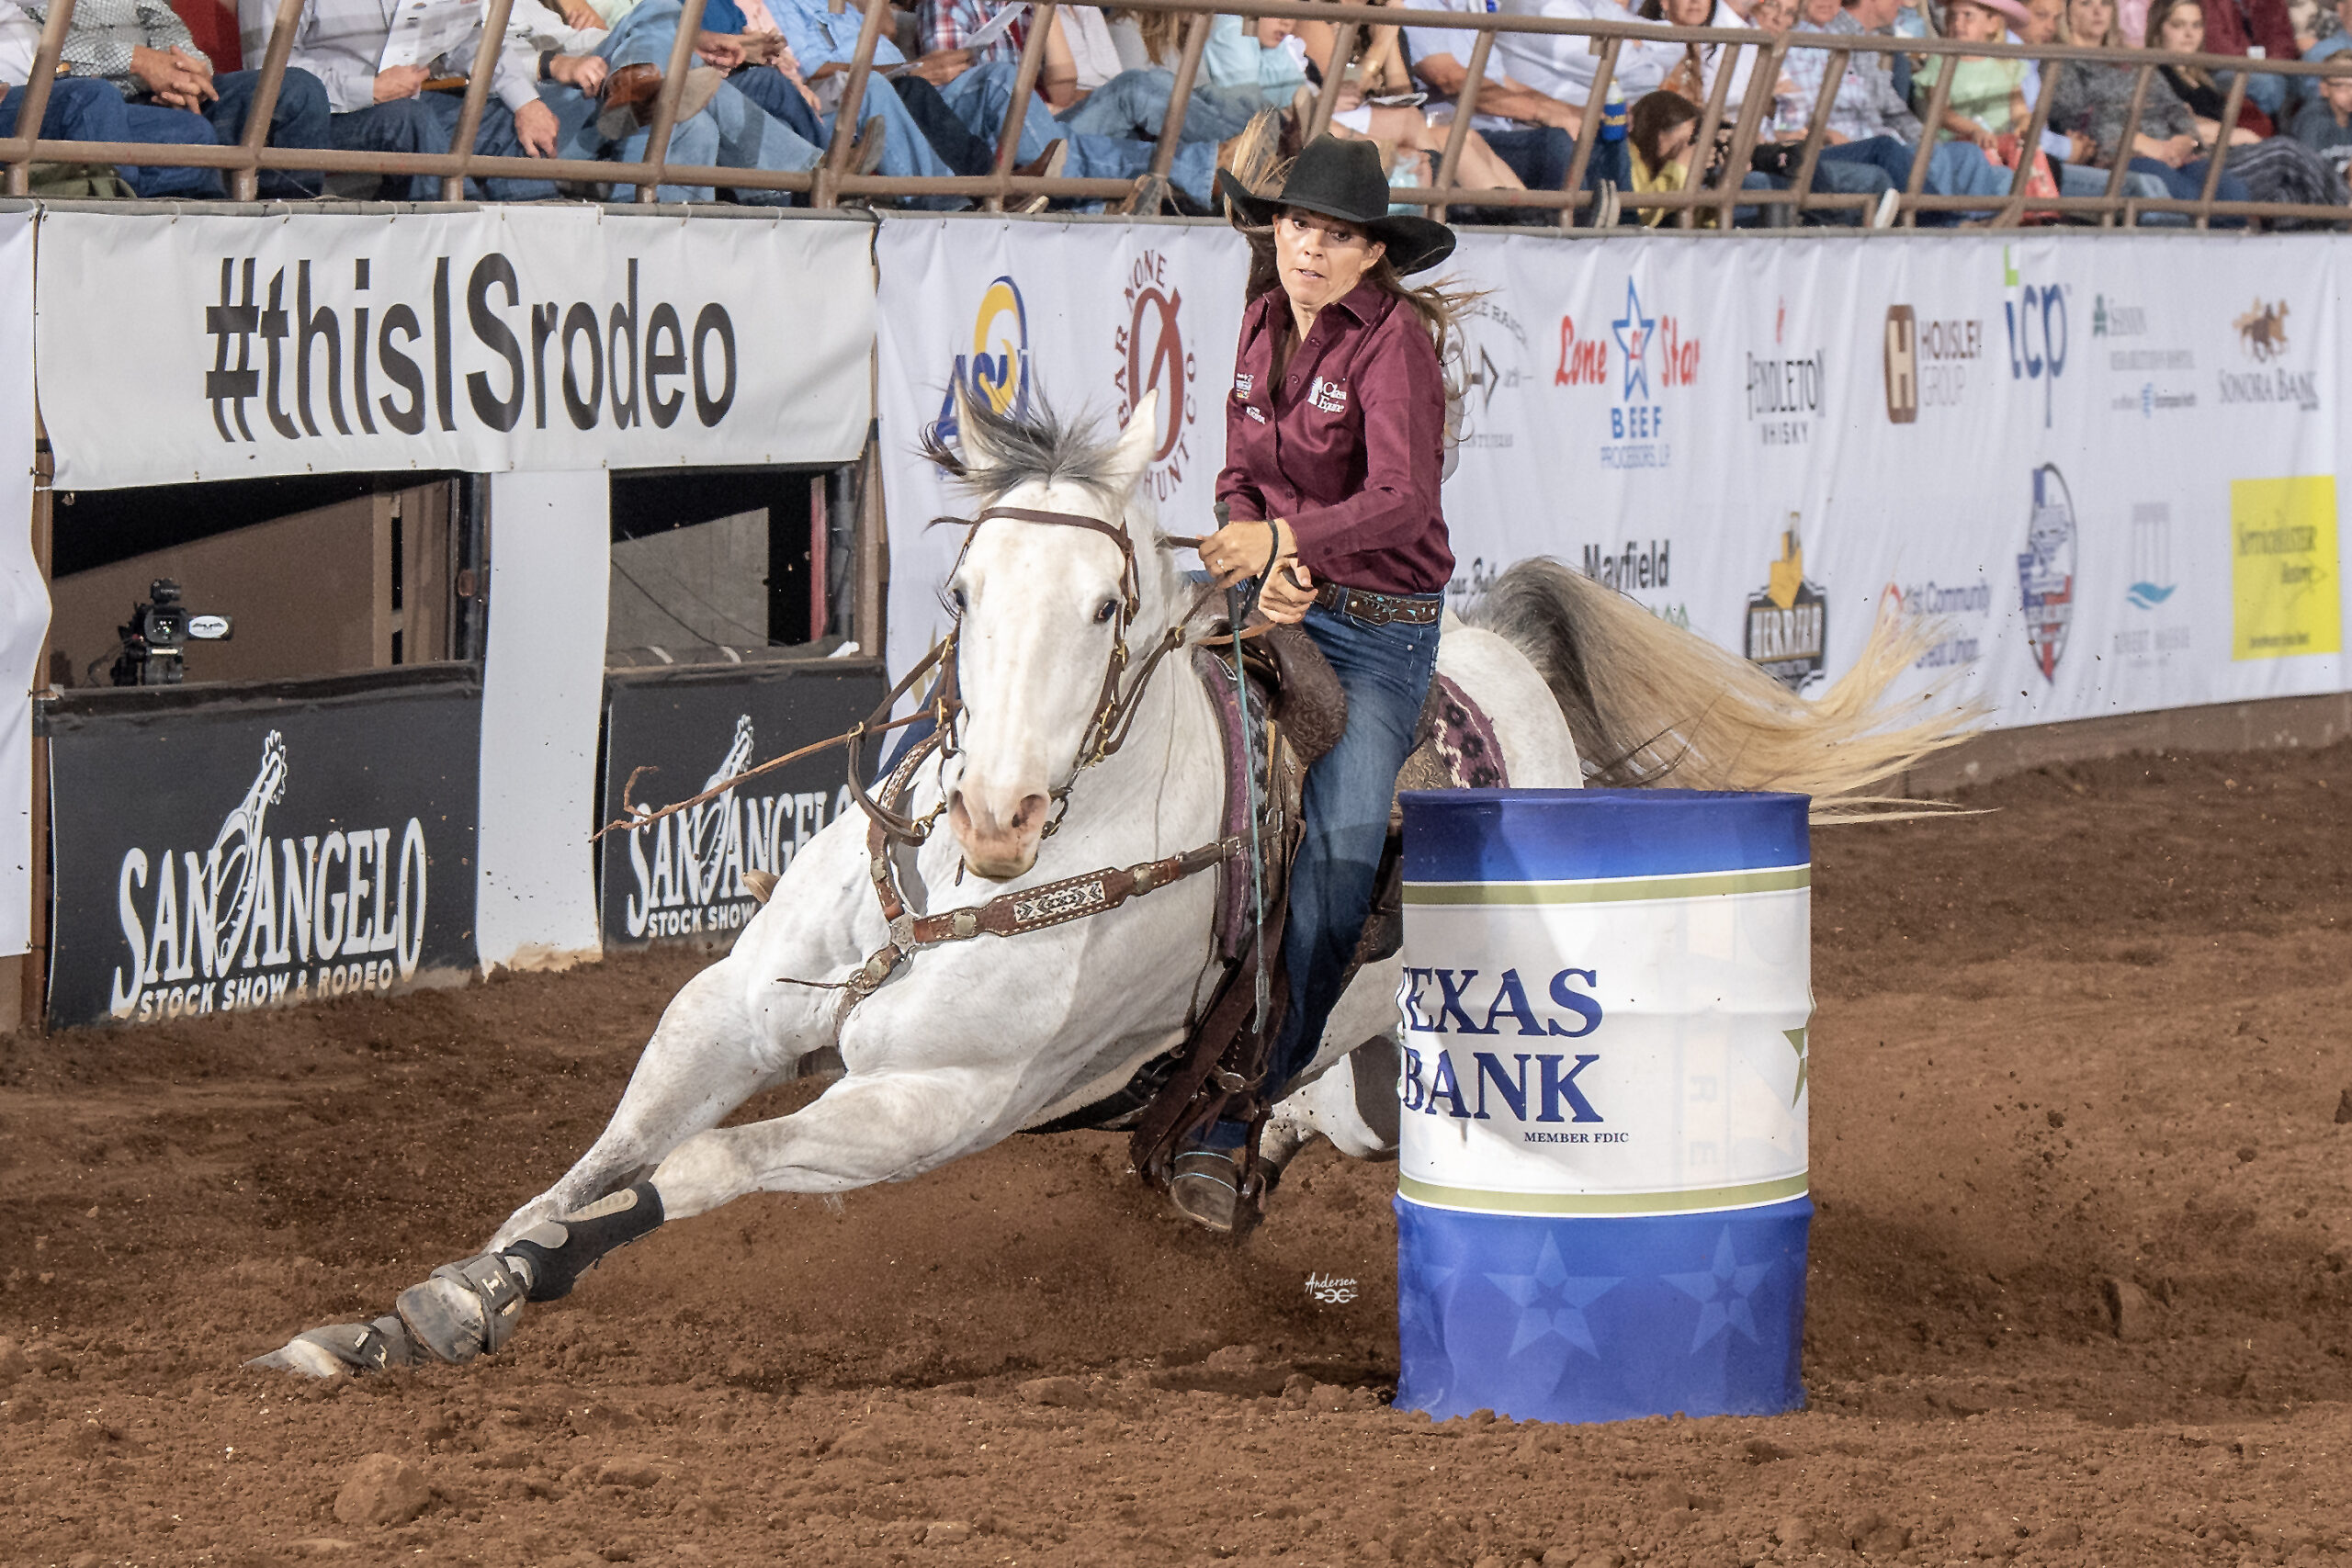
[621, 715, 849, 941]
[110, 732, 431, 1022]
[928, 275, 1031, 457]
[207, 255, 738, 446]
[2018, 464, 2077, 682]
[1556, 277, 1698, 471]
[1111, 251, 1197, 502]
[1883, 305, 1984, 423]
[1744, 525, 1826, 691]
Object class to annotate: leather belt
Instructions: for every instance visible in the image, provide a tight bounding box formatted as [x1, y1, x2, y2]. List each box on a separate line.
[1314, 581, 1443, 626]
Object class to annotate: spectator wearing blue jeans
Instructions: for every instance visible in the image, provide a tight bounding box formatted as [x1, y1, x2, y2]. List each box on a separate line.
[240, 0, 565, 200]
[19, 0, 329, 196]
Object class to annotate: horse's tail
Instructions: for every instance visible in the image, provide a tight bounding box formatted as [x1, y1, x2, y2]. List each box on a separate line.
[1463, 558, 1982, 819]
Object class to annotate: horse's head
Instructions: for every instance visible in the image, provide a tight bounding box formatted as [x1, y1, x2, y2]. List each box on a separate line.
[942, 389, 1172, 881]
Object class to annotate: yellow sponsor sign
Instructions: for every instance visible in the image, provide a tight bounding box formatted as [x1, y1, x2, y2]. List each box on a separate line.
[2231, 477, 2340, 660]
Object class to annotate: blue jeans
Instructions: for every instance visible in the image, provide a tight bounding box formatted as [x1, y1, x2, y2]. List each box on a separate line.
[944, 60, 1216, 206]
[2126, 153, 2250, 225]
[1057, 69, 1269, 143]
[119, 68, 330, 197]
[331, 92, 556, 200]
[1271, 601, 1441, 1091]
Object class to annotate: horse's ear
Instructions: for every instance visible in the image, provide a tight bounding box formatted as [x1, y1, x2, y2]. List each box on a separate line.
[1106, 389, 1159, 497]
[949, 383, 999, 473]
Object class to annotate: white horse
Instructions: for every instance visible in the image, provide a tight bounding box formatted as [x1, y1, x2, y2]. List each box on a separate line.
[254, 389, 1963, 1375]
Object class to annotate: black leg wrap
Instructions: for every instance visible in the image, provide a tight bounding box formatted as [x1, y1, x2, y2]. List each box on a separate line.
[502, 1181, 666, 1302]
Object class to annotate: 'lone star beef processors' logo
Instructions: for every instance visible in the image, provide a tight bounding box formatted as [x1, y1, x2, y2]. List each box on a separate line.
[1745, 525, 1826, 691]
[1113, 250, 1197, 502]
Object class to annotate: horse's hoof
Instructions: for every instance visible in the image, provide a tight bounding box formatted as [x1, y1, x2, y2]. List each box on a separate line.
[1169, 1149, 1260, 1236]
[395, 1254, 528, 1364]
[246, 1315, 417, 1378]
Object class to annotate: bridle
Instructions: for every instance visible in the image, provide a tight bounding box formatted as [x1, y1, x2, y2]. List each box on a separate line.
[846, 502, 1210, 850]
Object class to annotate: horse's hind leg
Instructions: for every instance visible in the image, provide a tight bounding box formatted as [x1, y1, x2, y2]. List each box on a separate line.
[1262, 1032, 1402, 1180]
[484, 954, 795, 1251]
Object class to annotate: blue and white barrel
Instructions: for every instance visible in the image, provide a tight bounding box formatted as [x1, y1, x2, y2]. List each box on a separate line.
[1393, 788, 1812, 1424]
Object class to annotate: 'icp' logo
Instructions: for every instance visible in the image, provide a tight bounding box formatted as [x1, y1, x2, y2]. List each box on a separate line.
[2002, 250, 2067, 428]
[929, 276, 1032, 458]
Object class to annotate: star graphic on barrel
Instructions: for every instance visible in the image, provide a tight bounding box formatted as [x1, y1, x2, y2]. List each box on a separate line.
[1663, 1228, 1774, 1351]
[1483, 1235, 1620, 1357]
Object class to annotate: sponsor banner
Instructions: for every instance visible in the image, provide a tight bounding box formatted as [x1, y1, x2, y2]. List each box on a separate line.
[599, 664, 888, 946]
[878, 224, 2352, 737]
[874, 215, 1248, 696]
[35, 208, 876, 489]
[0, 210, 39, 956]
[43, 669, 481, 1029]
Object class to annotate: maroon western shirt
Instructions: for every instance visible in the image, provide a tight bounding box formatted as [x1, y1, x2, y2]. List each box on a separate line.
[1215, 280, 1453, 596]
[2199, 0, 2298, 66]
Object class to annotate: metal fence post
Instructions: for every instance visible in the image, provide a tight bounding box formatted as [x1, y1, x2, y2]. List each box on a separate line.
[631, 0, 712, 202]
[7, 0, 76, 197]
[441, 0, 519, 202]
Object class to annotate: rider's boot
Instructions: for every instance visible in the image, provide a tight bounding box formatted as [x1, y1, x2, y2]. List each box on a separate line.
[1168, 1122, 1264, 1236]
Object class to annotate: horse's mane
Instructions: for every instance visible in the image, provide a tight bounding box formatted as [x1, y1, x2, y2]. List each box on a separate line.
[922, 390, 1135, 513]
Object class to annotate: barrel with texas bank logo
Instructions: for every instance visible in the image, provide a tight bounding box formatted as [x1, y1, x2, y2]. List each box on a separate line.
[1394, 789, 1812, 1422]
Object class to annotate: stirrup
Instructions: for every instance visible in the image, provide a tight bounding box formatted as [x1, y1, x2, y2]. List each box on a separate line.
[394, 1252, 529, 1365]
[245, 1314, 417, 1378]
[1168, 1148, 1262, 1237]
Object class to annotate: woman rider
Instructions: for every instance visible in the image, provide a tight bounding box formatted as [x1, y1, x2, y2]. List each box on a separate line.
[1175, 134, 1464, 1232]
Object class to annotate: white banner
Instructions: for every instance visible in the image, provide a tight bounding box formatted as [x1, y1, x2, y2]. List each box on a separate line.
[880, 223, 2351, 738]
[0, 209, 40, 956]
[35, 208, 876, 489]
[875, 214, 1248, 689]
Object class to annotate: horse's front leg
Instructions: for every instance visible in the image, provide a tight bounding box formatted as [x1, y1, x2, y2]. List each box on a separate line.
[482, 952, 795, 1252]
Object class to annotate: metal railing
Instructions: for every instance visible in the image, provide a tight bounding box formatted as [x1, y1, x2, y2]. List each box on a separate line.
[6, 0, 2350, 226]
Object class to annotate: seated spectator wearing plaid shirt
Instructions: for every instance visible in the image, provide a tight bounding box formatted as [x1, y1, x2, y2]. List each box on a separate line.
[22, 0, 329, 197]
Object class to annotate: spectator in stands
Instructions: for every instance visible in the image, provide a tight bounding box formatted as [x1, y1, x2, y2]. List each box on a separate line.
[241, 0, 564, 197]
[1295, 4, 1550, 202]
[2050, 0, 2255, 209]
[1056, 7, 1286, 145]
[2183, 0, 2298, 118]
[2147, 0, 2346, 204]
[1643, 0, 1760, 108]
[2291, 56, 2352, 164]
[1400, 0, 1589, 197]
[2300, 0, 2352, 70]
[0, 0, 195, 195]
[524, 0, 853, 205]
[1912, 0, 2029, 147]
[1776, 0, 2016, 209]
[1627, 84, 1702, 219]
[23, 0, 329, 197]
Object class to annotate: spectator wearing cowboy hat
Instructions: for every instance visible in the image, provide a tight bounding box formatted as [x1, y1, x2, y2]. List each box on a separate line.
[1173, 136, 1466, 1234]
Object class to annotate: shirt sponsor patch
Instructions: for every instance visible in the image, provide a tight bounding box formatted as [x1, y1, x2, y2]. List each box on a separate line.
[1244, 404, 1267, 423]
[1234, 372, 1255, 396]
[1308, 376, 1350, 414]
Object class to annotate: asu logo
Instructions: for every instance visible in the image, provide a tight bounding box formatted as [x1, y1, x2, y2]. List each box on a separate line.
[928, 275, 1032, 458]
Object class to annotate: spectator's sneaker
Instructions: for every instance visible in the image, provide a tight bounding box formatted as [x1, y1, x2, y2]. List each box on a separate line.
[1872, 187, 1901, 229]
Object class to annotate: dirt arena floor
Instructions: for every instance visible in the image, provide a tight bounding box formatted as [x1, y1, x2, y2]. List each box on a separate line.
[6, 741, 2352, 1568]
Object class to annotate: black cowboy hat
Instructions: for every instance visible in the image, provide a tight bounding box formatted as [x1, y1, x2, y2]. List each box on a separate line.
[1216, 134, 1456, 276]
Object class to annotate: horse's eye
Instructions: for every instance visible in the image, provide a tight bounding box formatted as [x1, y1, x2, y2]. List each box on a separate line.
[1095, 600, 1118, 624]
[952, 586, 968, 613]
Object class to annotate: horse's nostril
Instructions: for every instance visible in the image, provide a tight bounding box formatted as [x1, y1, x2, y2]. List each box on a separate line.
[1011, 795, 1050, 832]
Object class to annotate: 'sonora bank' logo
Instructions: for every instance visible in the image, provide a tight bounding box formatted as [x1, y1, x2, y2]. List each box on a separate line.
[928, 275, 1031, 457]
[111, 731, 431, 1021]
[1112, 251, 1195, 502]
[1883, 305, 1984, 424]
[1744, 524, 1826, 691]
[2018, 464, 2077, 682]
[2218, 298, 2319, 412]
[622, 714, 852, 940]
